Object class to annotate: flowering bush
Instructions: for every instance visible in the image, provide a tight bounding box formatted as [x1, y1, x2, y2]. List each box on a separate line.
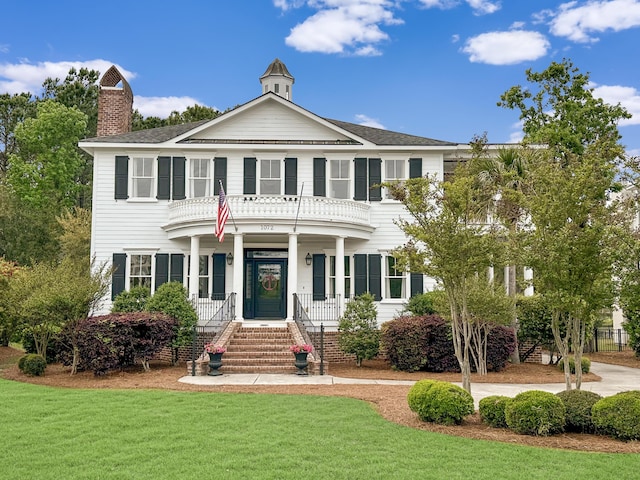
[290, 344, 313, 354]
[205, 344, 226, 354]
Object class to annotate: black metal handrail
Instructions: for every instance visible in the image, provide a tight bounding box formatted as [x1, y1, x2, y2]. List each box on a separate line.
[190, 293, 236, 375]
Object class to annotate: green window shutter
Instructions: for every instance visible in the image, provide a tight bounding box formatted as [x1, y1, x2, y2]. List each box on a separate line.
[368, 254, 382, 301]
[155, 254, 169, 288]
[368, 158, 382, 201]
[354, 254, 367, 296]
[114, 156, 129, 199]
[172, 156, 186, 200]
[157, 156, 171, 200]
[212, 253, 226, 300]
[312, 254, 326, 301]
[244, 157, 257, 194]
[313, 158, 326, 197]
[410, 273, 424, 297]
[284, 157, 298, 195]
[170, 254, 184, 283]
[214, 157, 227, 195]
[353, 158, 367, 201]
[111, 253, 127, 300]
[409, 158, 422, 179]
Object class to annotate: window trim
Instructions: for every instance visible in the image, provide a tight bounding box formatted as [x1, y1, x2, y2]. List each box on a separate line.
[259, 158, 282, 195]
[384, 255, 407, 301]
[383, 159, 406, 200]
[130, 156, 156, 200]
[188, 157, 212, 198]
[329, 159, 350, 199]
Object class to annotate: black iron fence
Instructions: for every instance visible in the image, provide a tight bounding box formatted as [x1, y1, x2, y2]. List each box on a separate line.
[592, 327, 631, 352]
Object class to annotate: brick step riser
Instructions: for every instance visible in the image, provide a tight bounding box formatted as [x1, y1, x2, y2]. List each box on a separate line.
[224, 352, 292, 358]
[232, 335, 292, 341]
[220, 366, 299, 374]
[230, 339, 292, 345]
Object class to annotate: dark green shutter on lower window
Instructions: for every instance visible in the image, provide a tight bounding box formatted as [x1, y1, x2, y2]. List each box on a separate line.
[313, 158, 326, 197]
[115, 156, 129, 199]
[212, 253, 226, 300]
[368, 158, 382, 201]
[214, 157, 227, 195]
[172, 157, 186, 200]
[354, 254, 367, 296]
[155, 254, 169, 288]
[112, 253, 127, 300]
[410, 273, 424, 297]
[244, 157, 257, 194]
[368, 254, 382, 301]
[312, 254, 326, 300]
[284, 157, 297, 195]
[156, 157, 171, 200]
[409, 158, 422, 178]
[170, 254, 184, 283]
[354, 158, 367, 201]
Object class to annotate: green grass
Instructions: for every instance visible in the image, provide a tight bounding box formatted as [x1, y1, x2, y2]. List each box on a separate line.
[0, 379, 637, 480]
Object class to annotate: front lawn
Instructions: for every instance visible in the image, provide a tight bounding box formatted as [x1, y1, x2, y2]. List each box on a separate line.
[0, 379, 636, 480]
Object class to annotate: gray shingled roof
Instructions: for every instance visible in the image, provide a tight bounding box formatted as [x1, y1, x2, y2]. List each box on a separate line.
[81, 105, 456, 147]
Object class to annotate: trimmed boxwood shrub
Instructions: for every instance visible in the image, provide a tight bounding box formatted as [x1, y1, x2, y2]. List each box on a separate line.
[382, 315, 457, 372]
[407, 379, 474, 425]
[556, 389, 602, 433]
[557, 357, 591, 374]
[479, 395, 512, 428]
[505, 390, 565, 436]
[18, 353, 46, 376]
[592, 391, 640, 441]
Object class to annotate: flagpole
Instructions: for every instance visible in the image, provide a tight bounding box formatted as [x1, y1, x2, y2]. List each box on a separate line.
[293, 182, 304, 232]
[219, 180, 238, 232]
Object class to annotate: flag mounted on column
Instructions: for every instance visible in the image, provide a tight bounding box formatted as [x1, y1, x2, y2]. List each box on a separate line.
[215, 184, 229, 242]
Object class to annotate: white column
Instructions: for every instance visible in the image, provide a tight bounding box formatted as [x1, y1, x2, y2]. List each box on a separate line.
[487, 266, 495, 284]
[524, 267, 534, 297]
[335, 236, 345, 308]
[188, 235, 200, 299]
[233, 233, 244, 320]
[504, 266, 510, 294]
[287, 233, 298, 320]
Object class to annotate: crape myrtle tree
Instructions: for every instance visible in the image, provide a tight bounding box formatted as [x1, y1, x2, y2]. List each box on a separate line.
[386, 170, 508, 393]
[499, 59, 632, 390]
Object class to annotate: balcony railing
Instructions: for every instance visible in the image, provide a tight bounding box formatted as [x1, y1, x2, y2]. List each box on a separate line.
[166, 195, 371, 228]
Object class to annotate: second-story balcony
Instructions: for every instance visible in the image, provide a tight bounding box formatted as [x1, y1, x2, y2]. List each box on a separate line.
[164, 195, 374, 238]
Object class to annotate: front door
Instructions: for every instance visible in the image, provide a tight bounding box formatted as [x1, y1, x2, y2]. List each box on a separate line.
[243, 251, 288, 319]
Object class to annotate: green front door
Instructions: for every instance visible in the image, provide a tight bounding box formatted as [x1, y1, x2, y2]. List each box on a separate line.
[252, 259, 287, 319]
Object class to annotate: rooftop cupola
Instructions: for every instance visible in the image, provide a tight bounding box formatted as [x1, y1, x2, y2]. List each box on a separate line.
[260, 58, 295, 101]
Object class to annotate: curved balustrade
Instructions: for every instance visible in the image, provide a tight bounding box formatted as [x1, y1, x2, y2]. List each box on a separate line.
[166, 195, 371, 228]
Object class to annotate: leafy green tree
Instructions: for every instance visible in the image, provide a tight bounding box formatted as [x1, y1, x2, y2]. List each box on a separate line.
[0, 92, 36, 176]
[0, 257, 22, 346]
[7, 100, 87, 213]
[500, 59, 632, 390]
[338, 292, 380, 367]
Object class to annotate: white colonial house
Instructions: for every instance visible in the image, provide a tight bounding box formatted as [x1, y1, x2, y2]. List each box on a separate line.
[80, 60, 516, 370]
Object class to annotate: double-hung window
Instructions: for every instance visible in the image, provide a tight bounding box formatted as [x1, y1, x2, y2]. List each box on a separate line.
[130, 254, 152, 289]
[329, 256, 351, 299]
[330, 160, 349, 199]
[385, 160, 405, 198]
[385, 256, 405, 299]
[190, 158, 210, 198]
[260, 159, 281, 194]
[132, 157, 154, 198]
[199, 255, 209, 298]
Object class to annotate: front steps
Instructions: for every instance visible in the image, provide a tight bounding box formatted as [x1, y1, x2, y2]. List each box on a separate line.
[221, 325, 301, 374]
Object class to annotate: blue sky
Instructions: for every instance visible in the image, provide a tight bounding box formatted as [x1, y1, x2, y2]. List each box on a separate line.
[1, 0, 639, 155]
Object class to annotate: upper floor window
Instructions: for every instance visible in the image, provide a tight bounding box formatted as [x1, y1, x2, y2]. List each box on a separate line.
[260, 159, 281, 194]
[385, 256, 405, 299]
[132, 157, 154, 198]
[130, 254, 152, 289]
[190, 158, 210, 198]
[330, 160, 349, 199]
[385, 160, 405, 198]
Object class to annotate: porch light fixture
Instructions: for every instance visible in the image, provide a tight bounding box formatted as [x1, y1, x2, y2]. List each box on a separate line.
[226, 252, 234, 265]
[305, 253, 312, 266]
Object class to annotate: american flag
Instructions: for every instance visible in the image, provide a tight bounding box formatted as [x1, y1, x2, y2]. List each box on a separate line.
[215, 184, 229, 242]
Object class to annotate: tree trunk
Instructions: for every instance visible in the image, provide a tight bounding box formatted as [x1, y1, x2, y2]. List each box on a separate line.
[551, 311, 573, 390]
[508, 264, 520, 364]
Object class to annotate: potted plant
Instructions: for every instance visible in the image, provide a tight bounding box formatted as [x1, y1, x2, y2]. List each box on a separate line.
[290, 344, 313, 375]
[205, 344, 227, 376]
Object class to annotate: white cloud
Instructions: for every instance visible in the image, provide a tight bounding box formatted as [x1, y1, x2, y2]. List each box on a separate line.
[451, 34, 460, 43]
[283, 1, 402, 55]
[355, 113, 385, 129]
[591, 84, 640, 126]
[506, 120, 524, 144]
[133, 96, 205, 118]
[418, 0, 501, 14]
[548, 0, 640, 43]
[0, 59, 135, 95]
[462, 30, 550, 65]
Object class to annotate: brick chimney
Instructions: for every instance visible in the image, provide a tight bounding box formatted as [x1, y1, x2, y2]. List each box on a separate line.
[97, 66, 133, 137]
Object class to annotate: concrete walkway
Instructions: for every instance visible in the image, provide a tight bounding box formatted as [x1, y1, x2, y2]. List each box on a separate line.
[178, 361, 640, 406]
